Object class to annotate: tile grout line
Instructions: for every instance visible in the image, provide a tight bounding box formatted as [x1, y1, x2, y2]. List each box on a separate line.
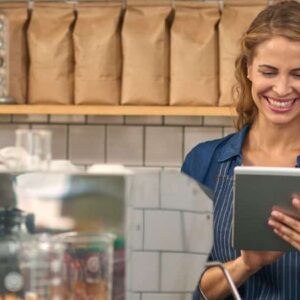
[104, 124, 108, 163]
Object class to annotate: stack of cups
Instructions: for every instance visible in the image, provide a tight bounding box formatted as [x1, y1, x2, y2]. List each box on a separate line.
[15, 129, 52, 171]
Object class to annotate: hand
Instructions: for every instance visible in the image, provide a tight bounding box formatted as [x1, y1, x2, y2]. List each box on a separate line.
[268, 197, 300, 250]
[241, 250, 283, 273]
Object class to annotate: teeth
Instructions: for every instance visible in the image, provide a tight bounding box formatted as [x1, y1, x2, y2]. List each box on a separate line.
[267, 98, 294, 108]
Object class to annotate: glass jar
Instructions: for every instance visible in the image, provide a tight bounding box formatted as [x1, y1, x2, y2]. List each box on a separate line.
[54, 232, 115, 300]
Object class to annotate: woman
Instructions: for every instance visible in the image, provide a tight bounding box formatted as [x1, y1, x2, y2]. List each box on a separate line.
[182, 1, 300, 299]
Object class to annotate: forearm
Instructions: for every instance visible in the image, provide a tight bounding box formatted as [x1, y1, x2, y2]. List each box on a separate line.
[200, 257, 258, 300]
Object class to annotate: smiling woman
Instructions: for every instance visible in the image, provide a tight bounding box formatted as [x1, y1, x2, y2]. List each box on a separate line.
[247, 37, 300, 125]
[181, 1, 300, 300]
[234, 0, 300, 131]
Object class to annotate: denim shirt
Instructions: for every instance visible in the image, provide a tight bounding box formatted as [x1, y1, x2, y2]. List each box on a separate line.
[182, 125, 300, 300]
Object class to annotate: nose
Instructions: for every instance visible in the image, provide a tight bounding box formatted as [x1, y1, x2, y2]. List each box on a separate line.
[272, 76, 293, 97]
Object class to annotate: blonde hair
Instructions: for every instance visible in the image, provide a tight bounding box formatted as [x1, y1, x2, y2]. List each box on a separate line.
[234, 0, 300, 130]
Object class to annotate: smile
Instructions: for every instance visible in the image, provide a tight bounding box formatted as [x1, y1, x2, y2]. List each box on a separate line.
[264, 96, 297, 111]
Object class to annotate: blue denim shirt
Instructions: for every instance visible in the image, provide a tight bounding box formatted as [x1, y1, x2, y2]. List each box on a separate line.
[182, 125, 300, 300]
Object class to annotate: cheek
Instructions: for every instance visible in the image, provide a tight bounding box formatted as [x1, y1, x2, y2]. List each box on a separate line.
[292, 81, 300, 92]
[251, 78, 271, 96]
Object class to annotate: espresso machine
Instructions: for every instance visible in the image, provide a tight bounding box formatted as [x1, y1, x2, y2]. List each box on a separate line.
[0, 170, 214, 300]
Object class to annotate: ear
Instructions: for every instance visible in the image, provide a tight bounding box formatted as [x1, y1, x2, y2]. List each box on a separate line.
[247, 64, 252, 81]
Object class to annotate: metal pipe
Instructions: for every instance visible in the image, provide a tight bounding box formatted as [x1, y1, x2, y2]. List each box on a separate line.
[200, 261, 242, 300]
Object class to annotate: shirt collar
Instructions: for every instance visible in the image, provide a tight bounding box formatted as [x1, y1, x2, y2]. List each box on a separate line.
[218, 124, 250, 163]
[218, 124, 300, 167]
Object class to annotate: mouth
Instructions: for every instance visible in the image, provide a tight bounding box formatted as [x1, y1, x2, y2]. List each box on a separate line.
[263, 96, 297, 112]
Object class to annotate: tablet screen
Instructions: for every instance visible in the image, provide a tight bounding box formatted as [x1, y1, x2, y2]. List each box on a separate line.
[233, 166, 300, 251]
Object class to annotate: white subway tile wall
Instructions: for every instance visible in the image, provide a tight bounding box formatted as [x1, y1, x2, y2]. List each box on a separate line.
[50, 115, 86, 124]
[128, 294, 141, 300]
[69, 125, 105, 164]
[161, 253, 208, 292]
[0, 115, 12, 123]
[224, 126, 237, 136]
[164, 116, 203, 126]
[131, 172, 160, 208]
[127, 171, 213, 298]
[31, 124, 68, 159]
[107, 125, 144, 165]
[125, 116, 163, 125]
[144, 210, 183, 251]
[12, 114, 48, 123]
[183, 212, 213, 253]
[0, 124, 29, 148]
[131, 251, 160, 291]
[184, 126, 223, 156]
[160, 171, 212, 212]
[203, 116, 235, 126]
[0, 115, 236, 168]
[132, 209, 144, 250]
[87, 115, 124, 124]
[145, 126, 183, 167]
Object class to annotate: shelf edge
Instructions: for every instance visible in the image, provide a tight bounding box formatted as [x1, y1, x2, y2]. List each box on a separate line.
[0, 105, 237, 116]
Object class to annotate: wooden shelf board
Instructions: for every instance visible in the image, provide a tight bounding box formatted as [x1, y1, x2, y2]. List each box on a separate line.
[0, 105, 237, 116]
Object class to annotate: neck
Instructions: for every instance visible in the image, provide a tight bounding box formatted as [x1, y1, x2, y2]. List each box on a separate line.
[248, 118, 300, 154]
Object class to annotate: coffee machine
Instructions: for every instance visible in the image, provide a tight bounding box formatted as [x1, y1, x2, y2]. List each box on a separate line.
[0, 170, 213, 299]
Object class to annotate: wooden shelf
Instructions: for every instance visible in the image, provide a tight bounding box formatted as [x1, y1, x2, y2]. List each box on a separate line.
[0, 105, 237, 116]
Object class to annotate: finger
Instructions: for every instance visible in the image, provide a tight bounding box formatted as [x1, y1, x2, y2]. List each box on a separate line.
[269, 218, 300, 245]
[273, 227, 300, 251]
[271, 210, 300, 233]
[292, 197, 300, 211]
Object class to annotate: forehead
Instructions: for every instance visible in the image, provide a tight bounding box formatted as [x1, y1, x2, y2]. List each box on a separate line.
[253, 36, 300, 67]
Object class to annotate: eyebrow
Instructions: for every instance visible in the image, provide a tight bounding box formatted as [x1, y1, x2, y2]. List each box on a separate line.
[258, 64, 300, 72]
[258, 64, 277, 70]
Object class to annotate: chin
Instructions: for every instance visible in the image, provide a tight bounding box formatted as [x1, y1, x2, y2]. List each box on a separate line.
[263, 112, 300, 126]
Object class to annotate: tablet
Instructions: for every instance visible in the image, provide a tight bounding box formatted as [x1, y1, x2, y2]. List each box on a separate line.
[232, 166, 300, 251]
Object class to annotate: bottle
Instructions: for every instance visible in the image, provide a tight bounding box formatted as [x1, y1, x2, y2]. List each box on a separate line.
[0, 208, 34, 299]
[112, 236, 125, 300]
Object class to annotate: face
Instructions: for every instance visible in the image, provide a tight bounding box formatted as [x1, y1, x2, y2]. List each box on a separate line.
[247, 36, 300, 127]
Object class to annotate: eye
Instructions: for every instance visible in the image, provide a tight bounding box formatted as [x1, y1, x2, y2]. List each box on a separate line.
[261, 71, 276, 77]
[291, 72, 300, 79]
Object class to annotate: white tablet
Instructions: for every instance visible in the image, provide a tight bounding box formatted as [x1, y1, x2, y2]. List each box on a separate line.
[232, 166, 300, 251]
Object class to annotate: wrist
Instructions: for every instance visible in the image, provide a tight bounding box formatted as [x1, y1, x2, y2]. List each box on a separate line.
[236, 256, 260, 275]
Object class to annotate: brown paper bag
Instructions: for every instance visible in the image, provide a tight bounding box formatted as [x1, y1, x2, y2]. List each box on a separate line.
[121, 4, 172, 105]
[74, 3, 122, 105]
[0, 2, 28, 104]
[170, 2, 220, 106]
[218, 3, 267, 106]
[28, 3, 75, 104]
